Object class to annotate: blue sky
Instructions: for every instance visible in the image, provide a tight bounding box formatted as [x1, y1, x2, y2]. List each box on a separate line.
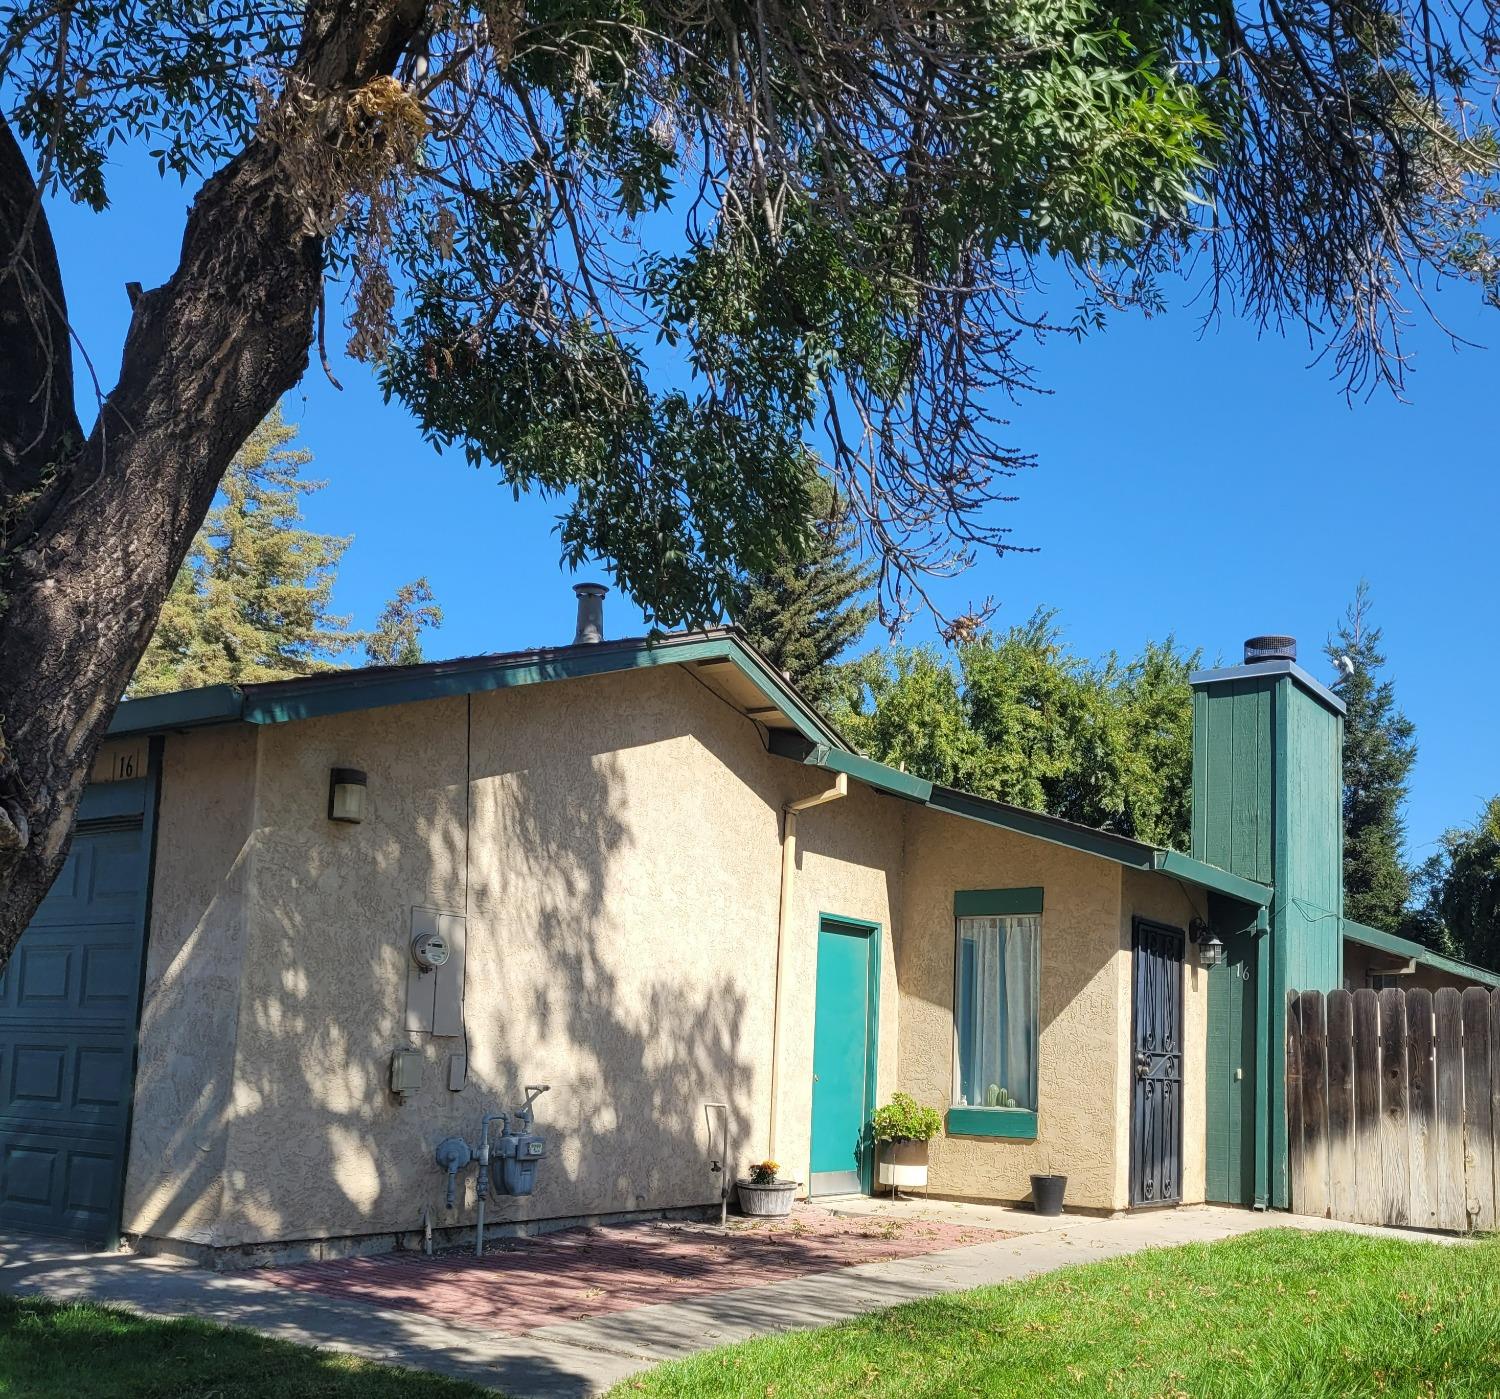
[46, 154, 1498, 863]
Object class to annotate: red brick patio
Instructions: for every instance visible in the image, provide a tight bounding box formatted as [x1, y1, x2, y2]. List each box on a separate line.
[259, 1206, 1003, 1333]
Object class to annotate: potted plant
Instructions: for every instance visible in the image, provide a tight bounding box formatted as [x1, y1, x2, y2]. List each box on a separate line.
[736, 1160, 798, 1218]
[872, 1093, 944, 1195]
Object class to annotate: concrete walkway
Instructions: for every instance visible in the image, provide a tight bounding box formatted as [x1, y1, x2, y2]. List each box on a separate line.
[0, 1203, 1454, 1398]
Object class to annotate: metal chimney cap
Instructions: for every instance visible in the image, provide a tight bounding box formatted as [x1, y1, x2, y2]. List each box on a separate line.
[1244, 634, 1297, 664]
[572, 582, 607, 645]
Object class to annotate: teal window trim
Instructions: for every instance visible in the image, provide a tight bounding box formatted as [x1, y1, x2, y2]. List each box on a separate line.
[946, 1107, 1038, 1140]
[816, 913, 882, 1195]
[954, 887, 1044, 918]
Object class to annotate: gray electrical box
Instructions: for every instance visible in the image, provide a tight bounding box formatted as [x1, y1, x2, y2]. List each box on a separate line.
[405, 907, 466, 1036]
[390, 1046, 423, 1102]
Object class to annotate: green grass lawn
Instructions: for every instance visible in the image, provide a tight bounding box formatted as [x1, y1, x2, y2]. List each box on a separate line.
[0, 1292, 496, 1398]
[609, 1229, 1500, 1398]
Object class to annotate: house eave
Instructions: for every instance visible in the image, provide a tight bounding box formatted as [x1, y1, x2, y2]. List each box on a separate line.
[1343, 918, 1500, 989]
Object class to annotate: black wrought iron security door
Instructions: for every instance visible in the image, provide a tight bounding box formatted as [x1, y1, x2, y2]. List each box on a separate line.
[1131, 919, 1184, 1207]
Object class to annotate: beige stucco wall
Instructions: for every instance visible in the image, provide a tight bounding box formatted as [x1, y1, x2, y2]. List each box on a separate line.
[896, 807, 1133, 1211]
[124, 667, 905, 1249]
[123, 725, 259, 1242]
[1120, 869, 1209, 1206]
[122, 662, 1220, 1247]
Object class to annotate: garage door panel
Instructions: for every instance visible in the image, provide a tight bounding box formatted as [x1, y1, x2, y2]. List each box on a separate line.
[0, 813, 151, 1244]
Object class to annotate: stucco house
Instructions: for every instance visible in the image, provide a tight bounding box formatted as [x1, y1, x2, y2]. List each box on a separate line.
[2, 593, 1494, 1260]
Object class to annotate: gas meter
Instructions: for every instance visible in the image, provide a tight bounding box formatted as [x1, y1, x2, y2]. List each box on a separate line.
[411, 928, 450, 972]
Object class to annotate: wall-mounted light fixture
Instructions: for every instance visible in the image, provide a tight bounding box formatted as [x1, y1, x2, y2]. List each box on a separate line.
[1188, 917, 1225, 969]
[328, 767, 367, 823]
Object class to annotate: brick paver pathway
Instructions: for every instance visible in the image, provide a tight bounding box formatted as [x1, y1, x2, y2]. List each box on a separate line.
[259, 1206, 1003, 1333]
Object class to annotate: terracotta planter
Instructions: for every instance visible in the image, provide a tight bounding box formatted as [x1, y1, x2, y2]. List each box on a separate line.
[736, 1179, 798, 1217]
[878, 1137, 931, 1191]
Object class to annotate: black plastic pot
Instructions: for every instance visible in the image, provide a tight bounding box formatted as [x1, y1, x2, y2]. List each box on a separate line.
[1030, 1173, 1067, 1216]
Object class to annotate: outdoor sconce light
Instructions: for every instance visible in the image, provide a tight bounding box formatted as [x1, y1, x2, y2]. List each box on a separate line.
[328, 768, 367, 823]
[1189, 917, 1226, 969]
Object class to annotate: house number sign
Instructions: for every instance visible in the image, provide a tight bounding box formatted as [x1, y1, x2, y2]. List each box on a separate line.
[90, 740, 148, 783]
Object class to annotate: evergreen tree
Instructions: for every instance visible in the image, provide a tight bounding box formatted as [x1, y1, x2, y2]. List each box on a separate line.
[366, 578, 444, 667]
[1401, 799, 1500, 969]
[735, 481, 876, 705]
[1325, 582, 1417, 930]
[131, 407, 358, 696]
[836, 614, 1200, 849]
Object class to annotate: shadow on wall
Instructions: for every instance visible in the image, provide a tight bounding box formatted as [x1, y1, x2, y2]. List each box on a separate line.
[130, 680, 762, 1253]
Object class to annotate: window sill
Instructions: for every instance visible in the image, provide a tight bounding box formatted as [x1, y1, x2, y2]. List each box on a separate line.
[946, 1106, 1038, 1140]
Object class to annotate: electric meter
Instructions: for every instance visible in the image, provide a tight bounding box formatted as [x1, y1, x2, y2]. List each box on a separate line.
[411, 929, 450, 971]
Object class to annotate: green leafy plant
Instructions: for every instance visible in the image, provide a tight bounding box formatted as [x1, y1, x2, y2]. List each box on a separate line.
[871, 1093, 944, 1144]
[747, 1160, 780, 1185]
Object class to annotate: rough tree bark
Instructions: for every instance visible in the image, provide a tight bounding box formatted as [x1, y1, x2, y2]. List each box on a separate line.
[0, 2, 427, 965]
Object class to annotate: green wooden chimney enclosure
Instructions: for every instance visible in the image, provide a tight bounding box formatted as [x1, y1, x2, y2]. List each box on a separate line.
[1191, 640, 1345, 1210]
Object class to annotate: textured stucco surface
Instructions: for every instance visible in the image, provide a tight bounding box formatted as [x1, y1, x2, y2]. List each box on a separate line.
[123, 725, 259, 1242]
[122, 662, 1217, 1249]
[895, 807, 1131, 1211]
[124, 667, 903, 1249]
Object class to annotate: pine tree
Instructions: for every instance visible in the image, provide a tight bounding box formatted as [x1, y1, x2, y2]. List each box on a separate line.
[735, 481, 876, 706]
[131, 407, 358, 696]
[1402, 798, 1500, 968]
[366, 578, 444, 666]
[1326, 581, 1417, 930]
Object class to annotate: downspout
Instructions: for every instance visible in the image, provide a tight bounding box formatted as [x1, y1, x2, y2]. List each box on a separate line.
[767, 772, 848, 1161]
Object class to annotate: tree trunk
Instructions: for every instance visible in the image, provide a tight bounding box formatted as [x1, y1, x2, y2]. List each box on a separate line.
[0, 2, 426, 964]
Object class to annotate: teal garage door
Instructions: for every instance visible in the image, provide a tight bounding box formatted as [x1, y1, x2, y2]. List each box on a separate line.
[809, 917, 879, 1196]
[0, 778, 154, 1243]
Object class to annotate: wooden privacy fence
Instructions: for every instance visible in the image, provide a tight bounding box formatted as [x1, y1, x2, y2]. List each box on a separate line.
[1287, 986, 1500, 1233]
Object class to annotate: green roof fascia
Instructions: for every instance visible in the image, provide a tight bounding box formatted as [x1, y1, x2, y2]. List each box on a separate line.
[106, 683, 244, 737]
[793, 745, 1275, 907]
[930, 786, 1151, 865]
[104, 634, 846, 751]
[1150, 849, 1273, 909]
[803, 745, 934, 803]
[1343, 918, 1500, 990]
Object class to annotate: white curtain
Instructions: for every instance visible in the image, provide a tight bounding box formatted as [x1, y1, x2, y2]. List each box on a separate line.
[958, 915, 1039, 1110]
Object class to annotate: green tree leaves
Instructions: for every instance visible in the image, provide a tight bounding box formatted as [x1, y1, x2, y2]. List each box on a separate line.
[835, 611, 1199, 847]
[1326, 581, 1418, 931]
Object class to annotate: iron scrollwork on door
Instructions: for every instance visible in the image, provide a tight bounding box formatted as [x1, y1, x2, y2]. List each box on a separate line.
[1131, 919, 1185, 1206]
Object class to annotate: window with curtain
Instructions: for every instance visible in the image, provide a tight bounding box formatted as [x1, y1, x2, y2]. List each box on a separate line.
[954, 915, 1040, 1111]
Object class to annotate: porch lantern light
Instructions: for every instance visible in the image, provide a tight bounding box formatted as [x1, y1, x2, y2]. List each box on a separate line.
[328, 767, 367, 824]
[1189, 917, 1225, 969]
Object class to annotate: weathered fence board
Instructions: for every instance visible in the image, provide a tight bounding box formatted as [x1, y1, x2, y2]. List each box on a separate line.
[1326, 990, 1356, 1222]
[1290, 984, 1499, 1234]
[1462, 989, 1494, 1232]
[1435, 989, 1467, 1232]
[1378, 989, 1411, 1226]
[1406, 988, 1437, 1230]
[1352, 989, 1383, 1226]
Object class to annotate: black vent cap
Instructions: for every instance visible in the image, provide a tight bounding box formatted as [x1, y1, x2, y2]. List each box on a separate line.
[1244, 635, 1297, 664]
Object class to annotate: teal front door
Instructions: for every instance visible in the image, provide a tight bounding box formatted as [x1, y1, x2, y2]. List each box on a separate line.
[810, 918, 877, 1196]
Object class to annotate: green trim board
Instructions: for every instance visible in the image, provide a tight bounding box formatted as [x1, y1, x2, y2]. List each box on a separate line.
[946, 1107, 1037, 1139]
[1343, 919, 1500, 990]
[107, 630, 847, 751]
[954, 888, 1044, 918]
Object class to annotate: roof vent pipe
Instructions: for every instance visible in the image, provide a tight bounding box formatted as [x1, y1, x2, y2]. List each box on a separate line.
[1244, 634, 1297, 664]
[572, 582, 607, 645]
